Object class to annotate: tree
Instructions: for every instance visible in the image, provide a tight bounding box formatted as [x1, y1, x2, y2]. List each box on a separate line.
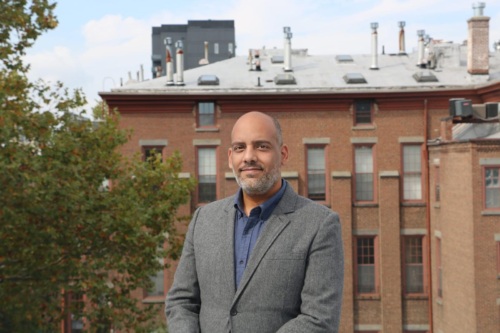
[0, 1, 194, 332]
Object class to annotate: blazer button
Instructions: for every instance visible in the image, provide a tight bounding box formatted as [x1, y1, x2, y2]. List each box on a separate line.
[230, 309, 238, 316]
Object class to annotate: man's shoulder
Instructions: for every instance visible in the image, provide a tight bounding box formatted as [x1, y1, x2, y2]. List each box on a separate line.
[196, 196, 235, 214]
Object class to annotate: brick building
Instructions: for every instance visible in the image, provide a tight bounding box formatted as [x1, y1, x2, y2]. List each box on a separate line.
[100, 4, 500, 333]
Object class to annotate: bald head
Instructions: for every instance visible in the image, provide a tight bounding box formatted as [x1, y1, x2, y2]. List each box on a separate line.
[231, 111, 283, 147]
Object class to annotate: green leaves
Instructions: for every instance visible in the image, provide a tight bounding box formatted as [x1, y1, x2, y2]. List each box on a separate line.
[0, 1, 194, 332]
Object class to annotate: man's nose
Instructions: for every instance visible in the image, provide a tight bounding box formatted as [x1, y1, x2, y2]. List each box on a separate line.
[243, 146, 257, 163]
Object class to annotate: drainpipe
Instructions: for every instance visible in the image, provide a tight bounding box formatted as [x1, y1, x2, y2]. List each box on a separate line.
[398, 21, 406, 55]
[423, 98, 434, 333]
[370, 22, 379, 70]
[175, 40, 185, 86]
[283, 26, 293, 72]
[165, 37, 174, 86]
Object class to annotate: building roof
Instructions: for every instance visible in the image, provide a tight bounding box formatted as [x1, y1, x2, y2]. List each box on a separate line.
[109, 44, 500, 96]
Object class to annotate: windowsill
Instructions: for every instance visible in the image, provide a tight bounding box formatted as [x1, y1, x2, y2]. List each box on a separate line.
[481, 210, 500, 216]
[308, 200, 330, 208]
[354, 202, 379, 208]
[436, 298, 443, 306]
[142, 296, 165, 304]
[404, 294, 429, 300]
[352, 125, 376, 131]
[195, 127, 219, 132]
[434, 203, 441, 208]
[355, 294, 381, 300]
[401, 202, 426, 207]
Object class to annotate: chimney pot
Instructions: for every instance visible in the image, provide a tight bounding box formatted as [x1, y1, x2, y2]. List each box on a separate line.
[473, 2, 486, 16]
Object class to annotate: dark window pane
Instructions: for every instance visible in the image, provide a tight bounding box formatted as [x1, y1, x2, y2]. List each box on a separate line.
[198, 102, 215, 126]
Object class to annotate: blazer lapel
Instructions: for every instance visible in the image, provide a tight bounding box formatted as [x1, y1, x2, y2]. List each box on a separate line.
[222, 199, 237, 295]
[232, 185, 298, 302]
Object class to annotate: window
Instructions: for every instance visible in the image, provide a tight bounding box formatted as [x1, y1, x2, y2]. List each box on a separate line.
[197, 102, 216, 127]
[214, 43, 219, 54]
[403, 145, 422, 200]
[306, 146, 326, 201]
[145, 258, 165, 297]
[64, 292, 84, 333]
[354, 100, 373, 125]
[197, 147, 216, 203]
[484, 166, 500, 209]
[355, 236, 378, 294]
[355, 145, 374, 201]
[436, 237, 443, 299]
[497, 241, 500, 277]
[403, 236, 425, 294]
[435, 165, 440, 202]
[228, 43, 234, 55]
[142, 146, 163, 162]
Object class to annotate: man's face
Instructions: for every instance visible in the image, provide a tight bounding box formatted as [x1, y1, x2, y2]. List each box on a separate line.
[228, 113, 288, 197]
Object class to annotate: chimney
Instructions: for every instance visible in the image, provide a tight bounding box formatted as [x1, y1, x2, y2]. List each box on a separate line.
[370, 22, 379, 70]
[164, 37, 174, 86]
[398, 21, 406, 54]
[417, 29, 425, 67]
[199, 41, 209, 65]
[175, 40, 185, 86]
[248, 49, 254, 71]
[140, 64, 144, 81]
[283, 26, 293, 72]
[467, 2, 490, 75]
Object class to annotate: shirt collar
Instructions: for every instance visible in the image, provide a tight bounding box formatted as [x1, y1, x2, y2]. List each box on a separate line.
[234, 180, 287, 220]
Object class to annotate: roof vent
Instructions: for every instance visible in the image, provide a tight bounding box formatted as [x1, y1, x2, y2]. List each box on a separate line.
[413, 71, 438, 82]
[197, 75, 220, 86]
[274, 74, 296, 85]
[343, 73, 367, 84]
[271, 55, 284, 63]
[449, 98, 473, 117]
[336, 55, 353, 63]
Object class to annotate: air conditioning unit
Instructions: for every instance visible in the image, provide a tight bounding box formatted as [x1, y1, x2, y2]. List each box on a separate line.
[449, 98, 473, 117]
[485, 103, 499, 118]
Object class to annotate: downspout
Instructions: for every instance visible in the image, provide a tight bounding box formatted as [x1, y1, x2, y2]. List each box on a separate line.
[423, 98, 434, 333]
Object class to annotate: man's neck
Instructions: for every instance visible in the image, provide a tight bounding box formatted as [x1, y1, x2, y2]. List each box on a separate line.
[241, 180, 282, 216]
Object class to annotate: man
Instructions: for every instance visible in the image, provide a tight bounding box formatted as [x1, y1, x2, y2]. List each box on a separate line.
[166, 111, 344, 332]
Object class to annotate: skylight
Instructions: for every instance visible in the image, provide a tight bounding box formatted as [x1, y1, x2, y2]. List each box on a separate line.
[271, 55, 284, 64]
[197, 75, 220, 86]
[343, 73, 367, 84]
[274, 74, 296, 85]
[413, 71, 438, 83]
[336, 55, 353, 63]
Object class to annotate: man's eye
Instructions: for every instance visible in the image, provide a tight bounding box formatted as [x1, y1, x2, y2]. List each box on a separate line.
[233, 145, 244, 151]
[258, 144, 270, 150]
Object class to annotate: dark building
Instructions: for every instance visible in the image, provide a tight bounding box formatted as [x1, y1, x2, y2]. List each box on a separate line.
[151, 20, 235, 78]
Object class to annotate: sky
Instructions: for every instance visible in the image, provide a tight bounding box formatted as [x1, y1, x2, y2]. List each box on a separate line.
[25, 0, 500, 107]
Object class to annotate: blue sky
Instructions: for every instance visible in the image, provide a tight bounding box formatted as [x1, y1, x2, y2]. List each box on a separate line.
[25, 0, 500, 107]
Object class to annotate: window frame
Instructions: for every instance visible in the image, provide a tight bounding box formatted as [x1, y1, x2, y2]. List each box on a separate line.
[305, 144, 328, 203]
[354, 99, 374, 126]
[483, 165, 500, 210]
[353, 144, 376, 203]
[196, 101, 217, 128]
[196, 146, 218, 204]
[354, 235, 379, 296]
[402, 235, 427, 296]
[401, 144, 424, 202]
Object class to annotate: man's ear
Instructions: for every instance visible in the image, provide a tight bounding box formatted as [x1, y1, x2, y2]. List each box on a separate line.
[280, 144, 289, 166]
[228, 147, 233, 169]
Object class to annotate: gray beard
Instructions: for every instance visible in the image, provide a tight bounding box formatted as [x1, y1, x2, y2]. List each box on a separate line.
[233, 164, 280, 196]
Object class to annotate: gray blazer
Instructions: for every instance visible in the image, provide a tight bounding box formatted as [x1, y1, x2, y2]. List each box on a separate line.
[166, 184, 344, 333]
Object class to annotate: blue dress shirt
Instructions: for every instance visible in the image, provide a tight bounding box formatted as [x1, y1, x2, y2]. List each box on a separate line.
[233, 180, 287, 289]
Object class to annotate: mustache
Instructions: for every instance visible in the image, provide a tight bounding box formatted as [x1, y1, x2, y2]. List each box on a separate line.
[239, 161, 264, 170]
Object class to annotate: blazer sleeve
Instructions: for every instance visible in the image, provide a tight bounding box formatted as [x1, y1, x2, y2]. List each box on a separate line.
[276, 211, 344, 333]
[165, 208, 202, 333]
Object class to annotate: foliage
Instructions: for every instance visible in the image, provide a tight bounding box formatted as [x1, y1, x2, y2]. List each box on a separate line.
[0, 1, 194, 332]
